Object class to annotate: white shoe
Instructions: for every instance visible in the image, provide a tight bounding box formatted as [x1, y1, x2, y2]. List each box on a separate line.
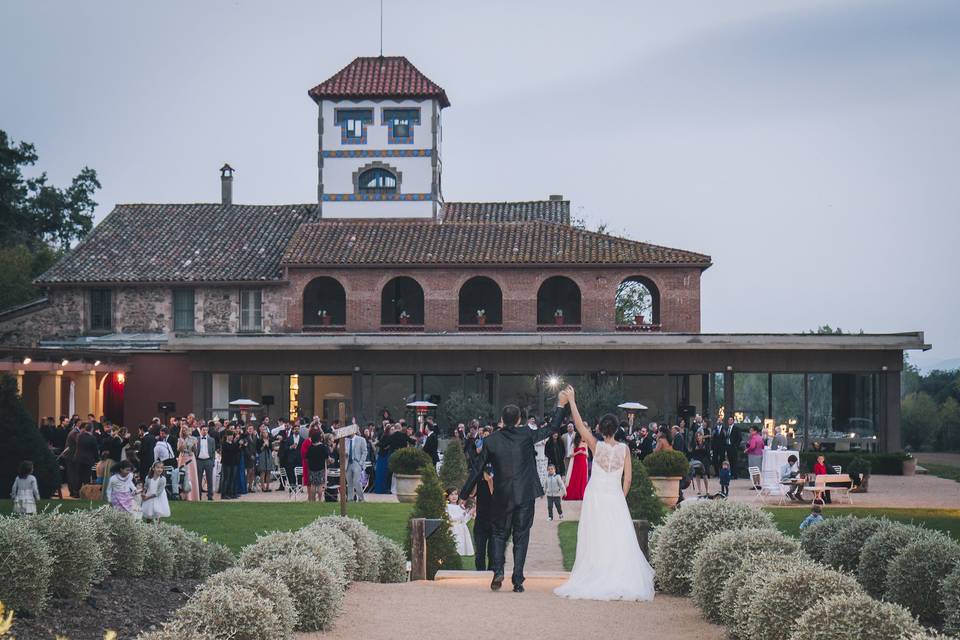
[548, 516, 553, 521]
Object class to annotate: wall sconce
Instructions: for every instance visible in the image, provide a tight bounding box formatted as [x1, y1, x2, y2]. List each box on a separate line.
[60, 359, 69, 367]
[22, 357, 32, 365]
[725, 365, 733, 372]
[353, 365, 361, 372]
[881, 365, 888, 371]
[93, 360, 101, 366]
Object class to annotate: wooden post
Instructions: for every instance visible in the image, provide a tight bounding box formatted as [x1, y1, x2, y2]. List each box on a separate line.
[632, 519, 651, 560]
[410, 517, 427, 580]
[338, 400, 347, 517]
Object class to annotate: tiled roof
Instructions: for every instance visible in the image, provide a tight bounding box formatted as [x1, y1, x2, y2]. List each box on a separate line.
[442, 200, 570, 225]
[36, 204, 317, 284]
[282, 219, 710, 267]
[308, 56, 450, 108]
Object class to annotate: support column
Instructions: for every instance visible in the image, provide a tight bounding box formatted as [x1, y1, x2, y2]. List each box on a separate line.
[38, 371, 63, 422]
[75, 371, 98, 419]
[15, 369, 24, 397]
[723, 370, 735, 419]
[881, 371, 902, 453]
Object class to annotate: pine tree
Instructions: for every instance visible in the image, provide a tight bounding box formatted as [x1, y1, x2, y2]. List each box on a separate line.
[405, 465, 462, 579]
[626, 456, 666, 525]
[438, 438, 468, 492]
[0, 375, 59, 497]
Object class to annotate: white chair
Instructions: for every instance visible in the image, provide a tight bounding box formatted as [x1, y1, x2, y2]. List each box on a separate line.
[290, 466, 306, 500]
[760, 470, 787, 506]
[748, 465, 763, 492]
[832, 465, 842, 474]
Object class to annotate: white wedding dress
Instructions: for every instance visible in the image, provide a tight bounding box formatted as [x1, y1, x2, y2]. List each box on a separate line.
[554, 440, 655, 601]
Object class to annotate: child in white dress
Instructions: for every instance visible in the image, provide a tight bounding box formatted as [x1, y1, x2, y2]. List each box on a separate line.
[445, 489, 475, 556]
[11, 461, 40, 515]
[142, 462, 171, 523]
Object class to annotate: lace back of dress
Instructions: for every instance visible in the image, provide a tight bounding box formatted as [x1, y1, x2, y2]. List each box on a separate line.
[594, 440, 626, 474]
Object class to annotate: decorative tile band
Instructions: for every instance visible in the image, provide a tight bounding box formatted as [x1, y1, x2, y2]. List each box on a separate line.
[321, 193, 434, 201]
[322, 149, 432, 158]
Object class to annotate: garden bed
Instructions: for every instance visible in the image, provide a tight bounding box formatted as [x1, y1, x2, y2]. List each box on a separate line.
[9, 576, 200, 640]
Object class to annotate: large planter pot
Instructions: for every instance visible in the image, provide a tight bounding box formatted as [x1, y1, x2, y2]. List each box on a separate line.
[395, 473, 422, 503]
[321, 315, 332, 326]
[555, 316, 564, 325]
[649, 476, 682, 507]
[902, 458, 916, 476]
[477, 316, 486, 326]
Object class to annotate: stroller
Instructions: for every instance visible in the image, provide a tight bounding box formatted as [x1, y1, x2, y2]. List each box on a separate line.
[163, 459, 192, 500]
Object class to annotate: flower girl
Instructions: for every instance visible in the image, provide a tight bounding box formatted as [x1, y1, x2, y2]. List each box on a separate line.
[445, 488, 474, 556]
[142, 462, 171, 523]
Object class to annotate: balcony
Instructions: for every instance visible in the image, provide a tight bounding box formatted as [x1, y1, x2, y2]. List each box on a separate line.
[537, 323, 582, 332]
[616, 323, 662, 332]
[302, 323, 346, 333]
[380, 323, 425, 333]
[458, 323, 503, 332]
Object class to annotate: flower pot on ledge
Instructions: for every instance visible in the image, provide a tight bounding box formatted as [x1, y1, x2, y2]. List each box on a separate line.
[649, 476, 682, 507]
[635, 314, 645, 325]
[321, 316, 332, 326]
[477, 316, 486, 326]
[555, 316, 564, 325]
[399, 317, 409, 326]
[394, 473, 422, 503]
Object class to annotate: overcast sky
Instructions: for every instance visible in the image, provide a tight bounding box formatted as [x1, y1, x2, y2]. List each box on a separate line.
[2, 1, 958, 369]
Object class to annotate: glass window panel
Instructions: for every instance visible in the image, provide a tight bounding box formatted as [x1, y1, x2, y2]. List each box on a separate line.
[620, 375, 666, 426]
[734, 373, 768, 422]
[240, 289, 262, 332]
[373, 374, 416, 423]
[89, 288, 112, 331]
[173, 288, 195, 331]
[498, 374, 539, 422]
[771, 374, 804, 447]
[423, 374, 465, 431]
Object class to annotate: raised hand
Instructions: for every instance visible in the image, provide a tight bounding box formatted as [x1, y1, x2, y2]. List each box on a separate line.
[565, 385, 576, 403]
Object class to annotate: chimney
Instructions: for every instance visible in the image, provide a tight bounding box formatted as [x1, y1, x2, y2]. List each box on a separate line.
[549, 194, 563, 201]
[220, 163, 234, 206]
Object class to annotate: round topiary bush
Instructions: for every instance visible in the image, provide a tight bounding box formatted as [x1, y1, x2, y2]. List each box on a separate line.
[255, 552, 345, 631]
[26, 510, 105, 599]
[95, 507, 147, 577]
[310, 516, 381, 582]
[642, 449, 691, 477]
[822, 516, 886, 572]
[627, 456, 667, 525]
[691, 527, 801, 623]
[388, 447, 433, 475]
[300, 523, 357, 581]
[884, 533, 960, 626]
[722, 553, 803, 637]
[240, 530, 348, 589]
[788, 592, 922, 640]
[800, 515, 858, 563]
[140, 522, 176, 577]
[0, 516, 53, 614]
[857, 521, 932, 598]
[157, 523, 211, 579]
[168, 566, 296, 640]
[745, 560, 864, 640]
[943, 564, 960, 636]
[376, 535, 408, 583]
[652, 500, 775, 595]
[207, 543, 235, 574]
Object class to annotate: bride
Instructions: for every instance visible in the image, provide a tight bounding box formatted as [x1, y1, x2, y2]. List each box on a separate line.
[554, 385, 655, 601]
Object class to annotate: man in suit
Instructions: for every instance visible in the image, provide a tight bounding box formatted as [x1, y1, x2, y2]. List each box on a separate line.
[280, 424, 302, 491]
[196, 423, 217, 501]
[711, 419, 726, 477]
[422, 421, 439, 466]
[723, 416, 742, 479]
[461, 388, 569, 593]
[637, 426, 656, 460]
[345, 430, 368, 502]
[75, 423, 100, 487]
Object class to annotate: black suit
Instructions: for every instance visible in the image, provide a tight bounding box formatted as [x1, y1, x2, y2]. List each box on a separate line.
[422, 431, 439, 465]
[638, 434, 655, 460]
[725, 425, 742, 479]
[711, 426, 725, 476]
[139, 432, 156, 480]
[75, 431, 99, 486]
[461, 404, 566, 586]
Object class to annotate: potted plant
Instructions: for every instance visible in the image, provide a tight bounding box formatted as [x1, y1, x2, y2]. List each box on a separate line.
[642, 450, 690, 507]
[318, 309, 331, 326]
[848, 456, 872, 493]
[554, 308, 564, 325]
[476, 308, 486, 326]
[635, 314, 645, 325]
[388, 447, 433, 502]
[399, 310, 410, 326]
[901, 451, 916, 476]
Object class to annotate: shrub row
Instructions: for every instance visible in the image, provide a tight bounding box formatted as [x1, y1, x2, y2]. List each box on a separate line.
[0, 508, 232, 617]
[141, 514, 408, 640]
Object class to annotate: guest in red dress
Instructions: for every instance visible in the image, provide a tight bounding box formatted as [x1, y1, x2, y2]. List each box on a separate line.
[564, 434, 589, 500]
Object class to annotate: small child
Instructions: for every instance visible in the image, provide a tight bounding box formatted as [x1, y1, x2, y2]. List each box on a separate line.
[11, 460, 40, 515]
[719, 460, 731, 497]
[799, 503, 824, 530]
[142, 461, 171, 523]
[107, 461, 138, 513]
[544, 464, 566, 521]
[445, 489, 475, 556]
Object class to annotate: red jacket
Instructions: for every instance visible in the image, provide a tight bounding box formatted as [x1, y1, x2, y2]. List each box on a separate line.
[813, 462, 827, 475]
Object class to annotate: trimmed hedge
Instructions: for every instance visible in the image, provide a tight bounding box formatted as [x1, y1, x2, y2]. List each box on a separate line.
[26, 511, 105, 599]
[0, 516, 53, 614]
[798, 451, 910, 475]
[311, 516, 382, 582]
[376, 535, 408, 583]
[800, 515, 857, 563]
[942, 564, 960, 637]
[96, 507, 148, 577]
[884, 534, 960, 626]
[301, 522, 358, 581]
[157, 522, 211, 579]
[239, 530, 347, 588]
[691, 528, 801, 623]
[258, 552, 345, 631]
[822, 517, 886, 572]
[788, 592, 923, 640]
[722, 553, 799, 637]
[857, 521, 933, 598]
[140, 522, 177, 577]
[652, 500, 774, 595]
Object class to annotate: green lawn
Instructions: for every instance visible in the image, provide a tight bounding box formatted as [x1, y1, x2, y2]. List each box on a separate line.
[921, 463, 960, 483]
[0, 499, 413, 552]
[557, 507, 960, 571]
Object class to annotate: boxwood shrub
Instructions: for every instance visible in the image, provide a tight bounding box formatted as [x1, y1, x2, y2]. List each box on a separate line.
[800, 515, 857, 563]
[821, 516, 886, 572]
[0, 516, 53, 614]
[140, 522, 177, 576]
[388, 447, 433, 475]
[940, 564, 960, 637]
[642, 449, 691, 477]
[884, 533, 960, 626]
[691, 527, 801, 623]
[257, 552, 345, 631]
[96, 507, 147, 577]
[377, 534, 408, 583]
[310, 516, 381, 582]
[857, 521, 933, 598]
[26, 511, 105, 599]
[652, 500, 774, 595]
[722, 553, 802, 637]
[788, 592, 923, 640]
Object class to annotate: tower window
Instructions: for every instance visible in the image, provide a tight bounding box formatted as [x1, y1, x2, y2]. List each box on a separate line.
[383, 108, 421, 143]
[334, 108, 373, 144]
[358, 168, 397, 192]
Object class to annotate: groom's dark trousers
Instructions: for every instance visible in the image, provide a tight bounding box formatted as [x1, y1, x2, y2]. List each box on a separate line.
[462, 403, 567, 587]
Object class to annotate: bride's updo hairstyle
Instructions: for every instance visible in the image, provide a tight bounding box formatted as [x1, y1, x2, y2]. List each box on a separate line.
[599, 413, 619, 438]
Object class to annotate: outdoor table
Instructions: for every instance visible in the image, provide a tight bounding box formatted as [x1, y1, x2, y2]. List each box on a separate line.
[762, 448, 799, 476]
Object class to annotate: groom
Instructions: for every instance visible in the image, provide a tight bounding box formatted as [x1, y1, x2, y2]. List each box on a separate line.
[461, 387, 570, 593]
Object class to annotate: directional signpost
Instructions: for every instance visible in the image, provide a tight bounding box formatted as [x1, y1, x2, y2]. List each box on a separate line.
[334, 402, 358, 516]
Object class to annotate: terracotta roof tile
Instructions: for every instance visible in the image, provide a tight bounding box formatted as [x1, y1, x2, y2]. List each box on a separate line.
[37, 204, 317, 284]
[282, 219, 710, 267]
[442, 200, 570, 225]
[308, 56, 450, 108]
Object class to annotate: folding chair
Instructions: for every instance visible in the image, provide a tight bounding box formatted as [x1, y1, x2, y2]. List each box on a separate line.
[292, 466, 306, 501]
[832, 465, 842, 474]
[748, 465, 763, 492]
[760, 470, 788, 506]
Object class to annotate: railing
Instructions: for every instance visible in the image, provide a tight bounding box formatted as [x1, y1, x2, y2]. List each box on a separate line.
[380, 324, 425, 332]
[302, 324, 347, 333]
[457, 324, 503, 332]
[536, 323, 582, 332]
[615, 323, 662, 332]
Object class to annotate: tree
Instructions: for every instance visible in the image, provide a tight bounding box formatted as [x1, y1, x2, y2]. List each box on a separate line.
[901, 392, 939, 450]
[570, 378, 625, 426]
[0, 375, 59, 497]
[441, 390, 494, 431]
[405, 465, 462, 578]
[938, 397, 960, 451]
[0, 130, 100, 309]
[626, 456, 666, 525]
[437, 438, 468, 492]
[615, 280, 654, 325]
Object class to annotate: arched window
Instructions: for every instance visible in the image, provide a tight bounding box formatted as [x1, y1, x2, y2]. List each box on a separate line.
[537, 276, 582, 326]
[381, 276, 424, 325]
[616, 276, 660, 327]
[302, 276, 347, 327]
[458, 276, 503, 326]
[358, 168, 397, 193]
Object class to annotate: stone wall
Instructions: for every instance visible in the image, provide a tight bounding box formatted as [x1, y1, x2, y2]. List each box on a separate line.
[116, 287, 168, 333]
[0, 289, 85, 346]
[200, 288, 234, 333]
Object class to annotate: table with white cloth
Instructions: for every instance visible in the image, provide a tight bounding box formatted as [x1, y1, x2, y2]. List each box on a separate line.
[761, 448, 800, 495]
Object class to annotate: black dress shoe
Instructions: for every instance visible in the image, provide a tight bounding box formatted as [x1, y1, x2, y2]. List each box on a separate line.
[490, 574, 504, 591]
[513, 584, 525, 593]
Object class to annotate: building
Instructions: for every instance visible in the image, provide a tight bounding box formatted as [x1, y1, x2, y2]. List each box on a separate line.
[0, 56, 928, 452]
